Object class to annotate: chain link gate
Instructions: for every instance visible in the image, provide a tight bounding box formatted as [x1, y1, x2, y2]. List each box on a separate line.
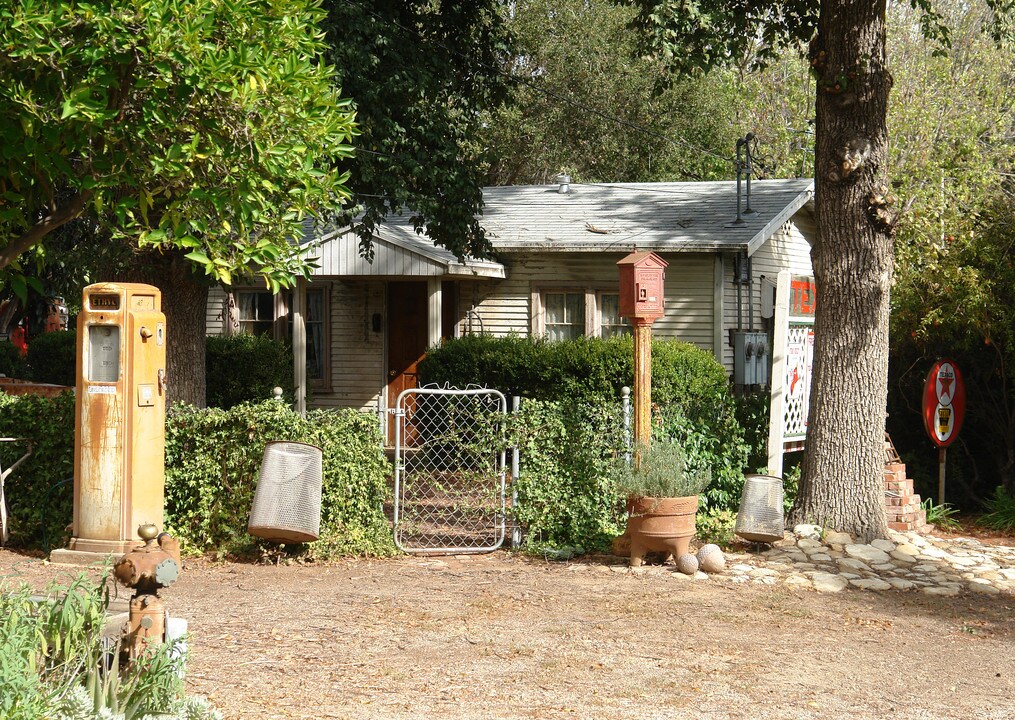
[393, 387, 508, 553]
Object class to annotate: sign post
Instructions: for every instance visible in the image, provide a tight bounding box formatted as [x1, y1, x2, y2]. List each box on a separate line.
[922, 359, 966, 504]
[767, 271, 816, 478]
[617, 252, 667, 451]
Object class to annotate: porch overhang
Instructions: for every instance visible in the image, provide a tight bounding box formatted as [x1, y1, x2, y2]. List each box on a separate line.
[307, 225, 505, 280]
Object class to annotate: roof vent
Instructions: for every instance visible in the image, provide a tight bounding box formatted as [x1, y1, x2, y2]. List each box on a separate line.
[726, 133, 761, 228]
[555, 173, 571, 194]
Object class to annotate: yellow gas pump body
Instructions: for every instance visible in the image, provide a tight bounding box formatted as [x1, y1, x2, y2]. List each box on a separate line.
[65, 283, 167, 556]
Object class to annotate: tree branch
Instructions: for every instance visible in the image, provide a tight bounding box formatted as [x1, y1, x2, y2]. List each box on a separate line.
[0, 192, 90, 270]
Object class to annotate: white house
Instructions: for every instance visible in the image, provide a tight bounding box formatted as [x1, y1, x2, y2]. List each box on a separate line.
[207, 178, 815, 437]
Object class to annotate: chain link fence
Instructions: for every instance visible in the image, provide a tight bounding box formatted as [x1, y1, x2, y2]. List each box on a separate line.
[393, 387, 507, 553]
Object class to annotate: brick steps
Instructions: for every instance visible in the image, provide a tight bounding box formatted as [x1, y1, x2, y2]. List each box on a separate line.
[883, 459, 931, 534]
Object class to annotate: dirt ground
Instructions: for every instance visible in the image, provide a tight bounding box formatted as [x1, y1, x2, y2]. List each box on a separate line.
[3, 544, 1015, 720]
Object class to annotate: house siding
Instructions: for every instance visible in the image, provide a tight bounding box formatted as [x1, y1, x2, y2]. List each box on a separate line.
[310, 279, 385, 413]
[461, 252, 716, 353]
[313, 233, 448, 277]
[720, 213, 814, 371]
[206, 286, 228, 337]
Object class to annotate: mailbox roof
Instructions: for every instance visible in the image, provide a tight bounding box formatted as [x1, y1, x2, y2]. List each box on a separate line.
[481, 178, 813, 255]
[616, 251, 668, 269]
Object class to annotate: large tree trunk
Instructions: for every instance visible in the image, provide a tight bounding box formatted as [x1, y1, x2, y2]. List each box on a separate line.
[788, 0, 892, 542]
[117, 249, 208, 408]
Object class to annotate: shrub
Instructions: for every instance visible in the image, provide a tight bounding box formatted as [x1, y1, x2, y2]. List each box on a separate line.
[734, 390, 771, 473]
[0, 392, 394, 558]
[510, 399, 627, 552]
[423, 334, 754, 515]
[0, 340, 28, 378]
[615, 441, 711, 498]
[0, 573, 218, 720]
[978, 486, 1015, 532]
[25, 330, 76, 386]
[0, 391, 75, 549]
[696, 507, 737, 548]
[420, 334, 728, 405]
[165, 401, 394, 558]
[654, 402, 749, 513]
[205, 333, 294, 408]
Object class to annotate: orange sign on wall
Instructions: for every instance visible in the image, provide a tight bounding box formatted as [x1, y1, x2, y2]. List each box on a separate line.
[790, 277, 816, 317]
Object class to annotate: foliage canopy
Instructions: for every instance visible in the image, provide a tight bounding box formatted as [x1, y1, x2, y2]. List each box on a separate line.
[320, 0, 509, 259]
[0, 0, 356, 293]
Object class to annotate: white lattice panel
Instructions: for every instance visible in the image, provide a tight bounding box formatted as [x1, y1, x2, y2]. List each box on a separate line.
[782, 323, 814, 440]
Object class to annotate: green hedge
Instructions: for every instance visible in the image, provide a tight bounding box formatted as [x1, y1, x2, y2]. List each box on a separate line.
[418, 334, 731, 407]
[205, 333, 294, 408]
[0, 391, 75, 549]
[0, 393, 393, 557]
[418, 334, 620, 401]
[0, 341, 28, 378]
[421, 334, 752, 515]
[165, 401, 394, 557]
[509, 400, 748, 552]
[25, 330, 76, 386]
[510, 399, 627, 552]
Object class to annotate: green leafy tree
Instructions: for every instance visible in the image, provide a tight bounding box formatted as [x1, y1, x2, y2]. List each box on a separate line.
[481, 0, 741, 185]
[888, 0, 1015, 503]
[628, 0, 1014, 540]
[0, 0, 356, 404]
[319, 0, 509, 259]
[892, 200, 1015, 500]
[1, 0, 354, 286]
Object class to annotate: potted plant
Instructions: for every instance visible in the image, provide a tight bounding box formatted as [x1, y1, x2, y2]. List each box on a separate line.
[615, 441, 711, 567]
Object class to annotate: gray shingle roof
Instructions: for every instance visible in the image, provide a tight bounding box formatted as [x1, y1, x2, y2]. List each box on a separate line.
[480, 179, 814, 256]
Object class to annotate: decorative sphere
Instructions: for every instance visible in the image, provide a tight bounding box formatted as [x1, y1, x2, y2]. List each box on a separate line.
[676, 553, 699, 575]
[696, 544, 726, 573]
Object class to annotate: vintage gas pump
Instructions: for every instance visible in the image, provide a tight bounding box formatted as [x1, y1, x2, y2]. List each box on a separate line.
[52, 283, 167, 562]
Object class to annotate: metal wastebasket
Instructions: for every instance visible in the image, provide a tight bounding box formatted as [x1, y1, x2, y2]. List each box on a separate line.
[734, 474, 784, 543]
[248, 441, 323, 543]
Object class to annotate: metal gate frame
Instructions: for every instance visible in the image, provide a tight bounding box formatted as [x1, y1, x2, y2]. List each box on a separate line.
[393, 386, 508, 554]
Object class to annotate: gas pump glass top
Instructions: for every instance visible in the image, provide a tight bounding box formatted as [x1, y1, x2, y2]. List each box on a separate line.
[87, 325, 120, 382]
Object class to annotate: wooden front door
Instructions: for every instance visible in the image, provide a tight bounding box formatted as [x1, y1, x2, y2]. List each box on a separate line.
[387, 282, 429, 444]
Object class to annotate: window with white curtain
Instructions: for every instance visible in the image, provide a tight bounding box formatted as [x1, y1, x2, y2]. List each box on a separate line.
[537, 287, 629, 340]
[288, 289, 327, 382]
[234, 286, 330, 385]
[598, 292, 631, 339]
[544, 291, 586, 341]
[236, 291, 276, 336]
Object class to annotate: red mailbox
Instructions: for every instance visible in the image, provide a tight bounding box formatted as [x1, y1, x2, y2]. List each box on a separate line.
[617, 251, 667, 322]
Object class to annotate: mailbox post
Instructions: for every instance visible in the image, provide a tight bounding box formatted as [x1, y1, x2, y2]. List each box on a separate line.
[52, 283, 168, 563]
[617, 252, 667, 450]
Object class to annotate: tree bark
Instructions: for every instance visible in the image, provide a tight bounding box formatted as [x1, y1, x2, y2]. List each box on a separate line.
[788, 0, 892, 542]
[116, 249, 208, 408]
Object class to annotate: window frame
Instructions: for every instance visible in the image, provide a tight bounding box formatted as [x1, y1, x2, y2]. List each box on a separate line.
[231, 284, 331, 390]
[531, 283, 629, 339]
[596, 290, 631, 339]
[292, 285, 331, 391]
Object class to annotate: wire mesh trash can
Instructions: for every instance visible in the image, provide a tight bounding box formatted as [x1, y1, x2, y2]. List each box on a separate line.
[248, 441, 323, 543]
[734, 474, 784, 543]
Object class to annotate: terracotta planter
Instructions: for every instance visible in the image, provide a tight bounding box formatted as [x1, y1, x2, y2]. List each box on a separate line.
[626, 495, 698, 567]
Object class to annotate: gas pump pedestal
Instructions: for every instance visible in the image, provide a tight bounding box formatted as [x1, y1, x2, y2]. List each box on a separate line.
[51, 283, 168, 565]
